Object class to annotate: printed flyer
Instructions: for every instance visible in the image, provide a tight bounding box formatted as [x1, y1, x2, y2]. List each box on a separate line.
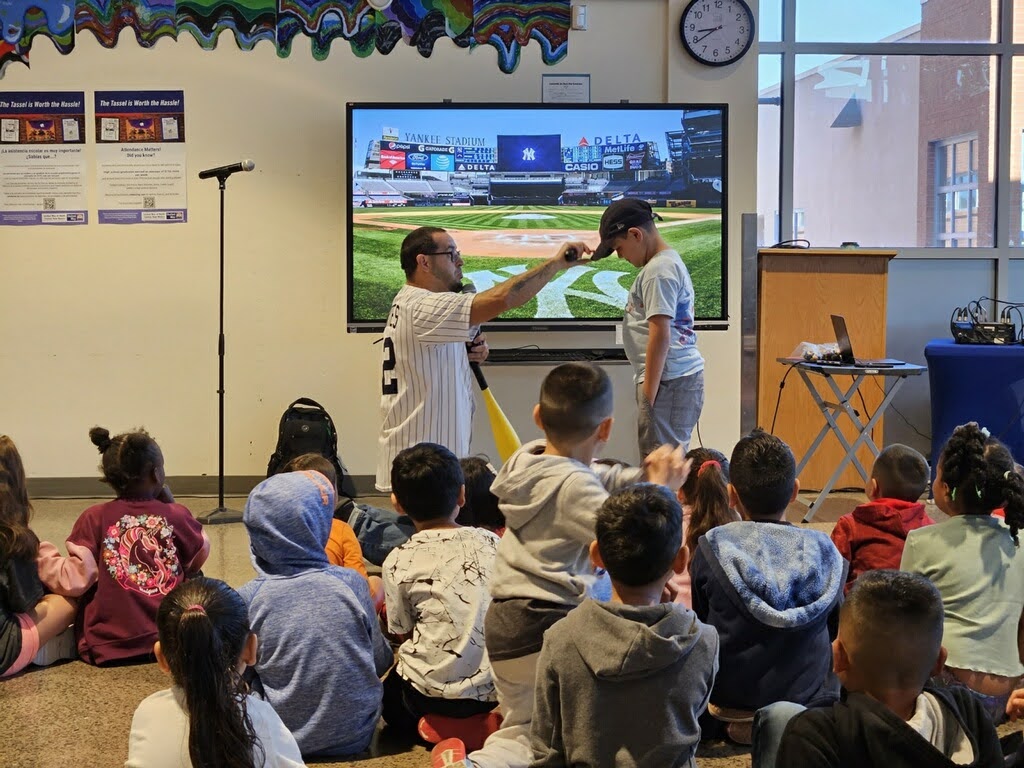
[95, 90, 186, 223]
[0, 91, 87, 225]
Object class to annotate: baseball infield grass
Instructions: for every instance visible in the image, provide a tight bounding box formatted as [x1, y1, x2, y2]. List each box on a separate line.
[351, 206, 723, 321]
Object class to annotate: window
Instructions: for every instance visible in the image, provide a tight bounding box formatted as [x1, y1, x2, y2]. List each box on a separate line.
[933, 136, 979, 247]
[761, 1, 1008, 251]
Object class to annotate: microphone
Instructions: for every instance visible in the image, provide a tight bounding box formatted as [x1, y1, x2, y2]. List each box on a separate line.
[198, 159, 255, 180]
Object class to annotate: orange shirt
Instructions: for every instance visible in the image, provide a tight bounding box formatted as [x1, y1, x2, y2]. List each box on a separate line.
[325, 519, 368, 579]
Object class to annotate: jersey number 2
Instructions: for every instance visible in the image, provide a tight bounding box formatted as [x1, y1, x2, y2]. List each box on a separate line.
[382, 337, 398, 395]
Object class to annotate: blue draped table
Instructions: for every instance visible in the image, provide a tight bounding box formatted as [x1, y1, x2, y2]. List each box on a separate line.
[924, 339, 1024, 472]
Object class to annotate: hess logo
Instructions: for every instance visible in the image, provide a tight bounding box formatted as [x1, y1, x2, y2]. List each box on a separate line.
[522, 147, 536, 162]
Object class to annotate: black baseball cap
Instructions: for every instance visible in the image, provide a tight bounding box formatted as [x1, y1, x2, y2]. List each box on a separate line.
[592, 199, 664, 260]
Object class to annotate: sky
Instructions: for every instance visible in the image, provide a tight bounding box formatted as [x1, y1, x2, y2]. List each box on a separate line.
[758, 0, 954, 90]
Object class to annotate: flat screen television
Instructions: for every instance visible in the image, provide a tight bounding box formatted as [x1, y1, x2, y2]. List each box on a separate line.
[346, 102, 728, 332]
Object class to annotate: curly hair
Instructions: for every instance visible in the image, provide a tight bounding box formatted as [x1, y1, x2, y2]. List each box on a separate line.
[89, 426, 162, 497]
[939, 422, 1024, 545]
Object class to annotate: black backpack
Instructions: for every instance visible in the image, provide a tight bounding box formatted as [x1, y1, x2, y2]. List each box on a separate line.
[266, 397, 357, 499]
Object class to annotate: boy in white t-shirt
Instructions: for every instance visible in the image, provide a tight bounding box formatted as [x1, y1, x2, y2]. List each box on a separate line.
[592, 199, 704, 459]
[381, 442, 500, 740]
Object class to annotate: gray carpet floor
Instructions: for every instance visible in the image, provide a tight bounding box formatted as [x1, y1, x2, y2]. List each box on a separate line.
[4, 492, 1013, 767]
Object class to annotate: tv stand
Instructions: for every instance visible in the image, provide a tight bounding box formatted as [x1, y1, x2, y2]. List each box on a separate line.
[486, 348, 629, 365]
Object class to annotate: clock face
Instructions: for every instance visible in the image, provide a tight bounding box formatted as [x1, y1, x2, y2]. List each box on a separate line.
[680, 0, 755, 67]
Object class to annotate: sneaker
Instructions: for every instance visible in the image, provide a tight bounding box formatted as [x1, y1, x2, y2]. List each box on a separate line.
[726, 721, 754, 746]
[32, 625, 77, 667]
[418, 711, 502, 751]
[431, 737, 470, 768]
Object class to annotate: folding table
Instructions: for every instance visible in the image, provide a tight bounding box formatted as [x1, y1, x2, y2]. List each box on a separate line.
[777, 359, 927, 522]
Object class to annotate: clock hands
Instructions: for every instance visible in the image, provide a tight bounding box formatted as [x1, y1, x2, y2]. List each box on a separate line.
[694, 25, 722, 43]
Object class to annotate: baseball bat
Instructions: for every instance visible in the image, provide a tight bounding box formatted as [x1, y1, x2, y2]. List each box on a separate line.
[470, 362, 521, 463]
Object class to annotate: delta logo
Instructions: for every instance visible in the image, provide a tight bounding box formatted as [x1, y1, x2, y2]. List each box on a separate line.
[578, 137, 590, 146]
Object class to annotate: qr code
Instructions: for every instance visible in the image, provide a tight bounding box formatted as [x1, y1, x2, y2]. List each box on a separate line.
[43, 198, 55, 210]
[143, 196, 156, 209]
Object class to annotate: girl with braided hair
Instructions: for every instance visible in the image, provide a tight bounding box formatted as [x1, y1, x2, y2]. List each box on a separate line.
[901, 422, 1024, 723]
[126, 577, 303, 767]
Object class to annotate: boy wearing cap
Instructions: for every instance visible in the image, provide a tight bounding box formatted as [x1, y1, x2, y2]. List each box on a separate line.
[594, 199, 704, 458]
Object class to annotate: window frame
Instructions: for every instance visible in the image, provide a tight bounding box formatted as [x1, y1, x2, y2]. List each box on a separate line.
[759, 0, 1022, 297]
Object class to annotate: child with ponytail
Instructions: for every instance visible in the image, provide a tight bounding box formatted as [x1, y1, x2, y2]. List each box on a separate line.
[0, 435, 77, 677]
[667, 447, 738, 607]
[126, 577, 304, 768]
[37, 426, 210, 664]
[900, 422, 1024, 723]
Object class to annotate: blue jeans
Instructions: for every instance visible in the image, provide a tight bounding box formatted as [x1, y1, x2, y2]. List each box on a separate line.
[637, 370, 705, 459]
[751, 701, 806, 768]
[348, 504, 415, 566]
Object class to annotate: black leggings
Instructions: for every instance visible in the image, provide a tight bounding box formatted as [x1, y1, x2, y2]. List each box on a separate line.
[381, 669, 498, 740]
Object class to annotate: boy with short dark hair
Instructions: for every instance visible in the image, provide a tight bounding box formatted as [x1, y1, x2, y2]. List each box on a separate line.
[690, 428, 846, 727]
[529, 484, 719, 768]
[831, 444, 934, 595]
[771, 570, 1002, 767]
[437, 363, 688, 768]
[382, 443, 500, 740]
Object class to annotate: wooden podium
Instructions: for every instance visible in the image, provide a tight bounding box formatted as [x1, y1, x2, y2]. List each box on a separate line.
[756, 248, 896, 491]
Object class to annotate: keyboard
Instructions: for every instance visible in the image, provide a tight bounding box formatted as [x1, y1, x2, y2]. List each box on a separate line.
[487, 348, 629, 364]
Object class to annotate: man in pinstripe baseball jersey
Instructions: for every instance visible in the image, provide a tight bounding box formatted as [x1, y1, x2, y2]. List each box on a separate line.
[376, 227, 590, 492]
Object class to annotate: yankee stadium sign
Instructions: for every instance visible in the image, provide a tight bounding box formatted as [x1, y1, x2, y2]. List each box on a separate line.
[404, 133, 487, 147]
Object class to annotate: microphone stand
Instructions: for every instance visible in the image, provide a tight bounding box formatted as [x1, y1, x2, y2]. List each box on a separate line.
[197, 172, 243, 525]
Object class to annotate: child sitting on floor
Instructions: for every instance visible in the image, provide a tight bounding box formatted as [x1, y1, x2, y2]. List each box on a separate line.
[439, 362, 687, 768]
[528, 483, 719, 768]
[126, 577, 303, 767]
[239, 470, 392, 757]
[283, 453, 383, 611]
[381, 444, 500, 742]
[690, 428, 846, 741]
[763, 570, 1002, 768]
[668, 447, 737, 608]
[456, 457, 505, 536]
[901, 422, 1024, 724]
[37, 426, 209, 665]
[831, 443, 933, 595]
[0, 435, 77, 677]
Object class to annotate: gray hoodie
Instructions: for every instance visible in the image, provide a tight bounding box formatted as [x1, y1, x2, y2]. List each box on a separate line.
[530, 600, 719, 768]
[489, 440, 642, 605]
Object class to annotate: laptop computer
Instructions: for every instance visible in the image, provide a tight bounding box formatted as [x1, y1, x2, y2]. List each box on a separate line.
[830, 315, 902, 368]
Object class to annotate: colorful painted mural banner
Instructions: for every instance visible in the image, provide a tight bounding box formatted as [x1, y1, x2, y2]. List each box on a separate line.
[0, 0, 568, 75]
[0, 90, 87, 225]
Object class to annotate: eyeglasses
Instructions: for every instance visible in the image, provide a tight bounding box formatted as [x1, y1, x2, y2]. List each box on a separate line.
[425, 248, 461, 263]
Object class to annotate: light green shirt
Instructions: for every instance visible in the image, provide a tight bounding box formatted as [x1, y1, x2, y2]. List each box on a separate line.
[901, 514, 1024, 678]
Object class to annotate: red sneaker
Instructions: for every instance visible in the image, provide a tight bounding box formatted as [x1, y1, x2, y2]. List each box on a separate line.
[431, 737, 470, 767]
[418, 711, 503, 751]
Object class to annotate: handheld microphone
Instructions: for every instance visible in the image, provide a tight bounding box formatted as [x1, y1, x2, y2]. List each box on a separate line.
[198, 159, 255, 180]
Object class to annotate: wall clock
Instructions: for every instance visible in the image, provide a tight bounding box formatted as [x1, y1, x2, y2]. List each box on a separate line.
[680, 0, 755, 67]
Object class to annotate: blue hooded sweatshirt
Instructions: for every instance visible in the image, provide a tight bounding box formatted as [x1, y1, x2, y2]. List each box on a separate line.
[238, 471, 393, 757]
[691, 520, 847, 711]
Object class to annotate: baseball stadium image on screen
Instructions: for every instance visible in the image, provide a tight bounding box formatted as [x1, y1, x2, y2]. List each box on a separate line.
[346, 103, 727, 331]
